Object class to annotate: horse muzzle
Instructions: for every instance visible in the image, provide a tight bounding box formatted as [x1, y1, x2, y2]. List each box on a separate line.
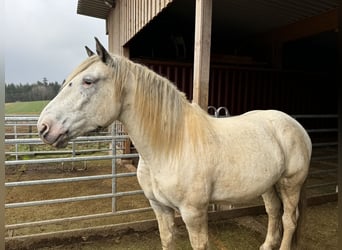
[37, 117, 70, 148]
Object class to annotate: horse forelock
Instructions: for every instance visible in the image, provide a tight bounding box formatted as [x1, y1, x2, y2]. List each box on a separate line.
[61, 54, 124, 97]
[61, 56, 101, 90]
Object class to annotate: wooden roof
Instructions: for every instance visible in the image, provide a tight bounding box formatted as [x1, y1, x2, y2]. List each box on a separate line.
[77, 0, 112, 19]
[77, 0, 338, 36]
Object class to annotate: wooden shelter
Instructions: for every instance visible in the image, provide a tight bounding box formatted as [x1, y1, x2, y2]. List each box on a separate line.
[77, 1, 340, 211]
[78, 0, 338, 115]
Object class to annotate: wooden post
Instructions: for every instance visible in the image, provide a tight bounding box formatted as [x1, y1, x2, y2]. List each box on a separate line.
[0, 1, 4, 245]
[107, 3, 131, 154]
[192, 0, 212, 111]
[108, 1, 130, 57]
[338, 4, 342, 248]
[107, 6, 120, 54]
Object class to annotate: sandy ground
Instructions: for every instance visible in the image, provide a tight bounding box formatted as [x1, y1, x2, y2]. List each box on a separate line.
[33, 201, 337, 250]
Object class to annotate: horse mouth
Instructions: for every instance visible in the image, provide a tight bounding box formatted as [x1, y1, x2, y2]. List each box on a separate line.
[40, 131, 70, 148]
[52, 133, 70, 148]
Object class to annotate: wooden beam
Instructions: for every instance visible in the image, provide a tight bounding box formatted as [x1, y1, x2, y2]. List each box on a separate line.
[254, 8, 338, 69]
[107, 7, 119, 54]
[107, 1, 129, 57]
[0, 0, 5, 247]
[107, 3, 131, 154]
[192, 0, 212, 111]
[338, 5, 342, 249]
[259, 8, 338, 44]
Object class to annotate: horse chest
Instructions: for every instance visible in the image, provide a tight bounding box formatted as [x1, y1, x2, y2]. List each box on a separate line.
[137, 162, 186, 208]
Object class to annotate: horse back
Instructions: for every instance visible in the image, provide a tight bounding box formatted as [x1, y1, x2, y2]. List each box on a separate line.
[228, 110, 312, 175]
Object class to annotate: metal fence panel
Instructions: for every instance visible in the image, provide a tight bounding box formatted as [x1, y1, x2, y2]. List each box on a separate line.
[4, 114, 338, 238]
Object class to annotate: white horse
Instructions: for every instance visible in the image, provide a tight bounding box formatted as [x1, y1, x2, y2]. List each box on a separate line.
[37, 38, 311, 250]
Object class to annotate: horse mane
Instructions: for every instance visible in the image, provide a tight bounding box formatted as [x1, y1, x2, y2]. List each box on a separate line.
[114, 55, 214, 157]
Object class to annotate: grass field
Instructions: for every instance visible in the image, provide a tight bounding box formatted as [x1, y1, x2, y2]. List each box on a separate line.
[5, 100, 49, 115]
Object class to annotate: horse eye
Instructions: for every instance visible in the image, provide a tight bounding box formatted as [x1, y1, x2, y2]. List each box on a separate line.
[83, 79, 92, 85]
[82, 76, 96, 86]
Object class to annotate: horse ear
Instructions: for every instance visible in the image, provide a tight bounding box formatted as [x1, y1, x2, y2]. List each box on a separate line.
[85, 46, 95, 57]
[94, 37, 113, 65]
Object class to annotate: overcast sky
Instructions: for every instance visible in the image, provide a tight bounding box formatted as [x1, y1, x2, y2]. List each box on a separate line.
[5, 0, 108, 84]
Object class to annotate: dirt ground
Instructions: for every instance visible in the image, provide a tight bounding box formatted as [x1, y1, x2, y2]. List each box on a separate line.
[29, 201, 337, 250]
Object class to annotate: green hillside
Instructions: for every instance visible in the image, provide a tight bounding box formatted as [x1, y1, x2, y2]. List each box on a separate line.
[5, 100, 49, 115]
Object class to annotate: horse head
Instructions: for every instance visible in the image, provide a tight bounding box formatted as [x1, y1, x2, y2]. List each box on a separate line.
[37, 38, 122, 148]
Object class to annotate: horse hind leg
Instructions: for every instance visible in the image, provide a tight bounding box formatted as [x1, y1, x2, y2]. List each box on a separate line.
[260, 186, 282, 250]
[277, 177, 306, 250]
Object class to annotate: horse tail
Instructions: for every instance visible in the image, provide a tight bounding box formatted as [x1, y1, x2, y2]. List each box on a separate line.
[292, 181, 307, 249]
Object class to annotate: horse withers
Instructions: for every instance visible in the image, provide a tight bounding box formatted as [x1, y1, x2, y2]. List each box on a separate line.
[37, 38, 311, 250]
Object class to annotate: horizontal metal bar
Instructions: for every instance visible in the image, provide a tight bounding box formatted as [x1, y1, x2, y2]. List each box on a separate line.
[6, 172, 137, 187]
[309, 169, 337, 175]
[312, 142, 338, 147]
[5, 135, 130, 145]
[291, 114, 338, 119]
[5, 138, 43, 145]
[6, 148, 111, 156]
[5, 190, 144, 209]
[74, 135, 129, 141]
[5, 116, 39, 121]
[5, 193, 114, 208]
[5, 124, 38, 128]
[5, 153, 139, 166]
[311, 155, 338, 161]
[5, 207, 153, 230]
[115, 190, 144, 197]
[307, 182, 337, 189]
[309, 161, 338, 168]
[5, 132, 38, 136]
[306, 128, 338, 133]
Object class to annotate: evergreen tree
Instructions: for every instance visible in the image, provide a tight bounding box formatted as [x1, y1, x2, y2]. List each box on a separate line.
[5, 79, 61, 102]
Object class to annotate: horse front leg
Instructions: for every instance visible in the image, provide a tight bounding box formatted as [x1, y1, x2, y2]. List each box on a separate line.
[180, 206, 209, 250]
[150, 200, 176, 250]
[137, 161, 176, 249]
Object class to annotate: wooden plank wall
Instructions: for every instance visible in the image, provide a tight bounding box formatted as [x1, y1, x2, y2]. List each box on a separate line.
[108, 0, 173, 54]
[208, 66, 336, 115]
[135, 59, 337, 116]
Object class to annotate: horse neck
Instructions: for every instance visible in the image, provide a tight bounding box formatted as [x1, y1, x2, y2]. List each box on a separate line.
[117, 63, 193, 162]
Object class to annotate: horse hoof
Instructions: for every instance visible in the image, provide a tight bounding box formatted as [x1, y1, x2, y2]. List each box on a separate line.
[259, 244, 273, 250]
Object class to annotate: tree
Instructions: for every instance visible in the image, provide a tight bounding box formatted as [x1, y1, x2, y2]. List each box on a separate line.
[5, 79, 61, 102]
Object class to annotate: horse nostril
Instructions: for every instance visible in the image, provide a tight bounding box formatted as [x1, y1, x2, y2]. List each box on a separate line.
[38, 123, 49, 137]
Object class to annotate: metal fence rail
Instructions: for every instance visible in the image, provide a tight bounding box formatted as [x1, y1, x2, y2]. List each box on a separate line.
[293, 114, 338, 192]
[5, 116, 145, 234]
[4, 114, 338, 238]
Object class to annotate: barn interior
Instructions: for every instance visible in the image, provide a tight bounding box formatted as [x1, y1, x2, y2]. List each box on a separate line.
[126, 0, 338, 116]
